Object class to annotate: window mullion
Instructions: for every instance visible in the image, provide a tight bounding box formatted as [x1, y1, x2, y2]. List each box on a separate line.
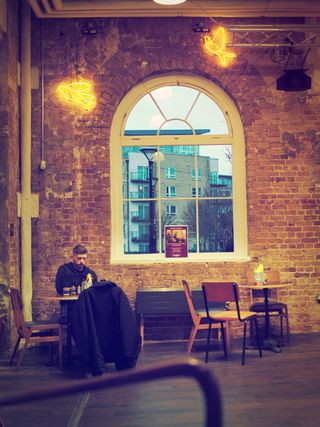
[194, 149, 200, 253]
[156, 148, 162, 253]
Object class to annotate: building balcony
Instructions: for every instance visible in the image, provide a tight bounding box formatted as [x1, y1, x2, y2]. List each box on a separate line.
[129, 192, 149, 199]
[130, 171, 149, 183]
[131, 214, 149, 222]
[131, 233, 149, 242]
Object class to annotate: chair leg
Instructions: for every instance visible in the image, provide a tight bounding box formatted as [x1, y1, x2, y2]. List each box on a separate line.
[187, 322, 199, 354]
[58, 328, 63, 369]
[285, 309, 290, 342]
[224, 321, 231, 353]
[9, 336, 21, 366]
[242, 321, 247, 366]
[279, 311, 284, 339]
[279, 309, 290, 343]
[15, 329, 32, 369]
[205, 322, 212, 363]
[253, 317, 263, 358]
[220, 322, 227, 358]
[49, 340, 60, 367]
[16, 340, 29, 368]
[48, 342, 54, 366]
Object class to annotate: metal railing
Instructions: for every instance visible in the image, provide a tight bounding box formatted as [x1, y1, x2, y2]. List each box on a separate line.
[0, 358, 222, 427]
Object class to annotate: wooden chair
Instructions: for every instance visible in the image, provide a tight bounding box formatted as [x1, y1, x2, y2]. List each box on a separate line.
[9, 288, 62, 369]
[201, 281, 263, 366]
[246, 270, 290, 341]
[182, 280, 230, 353]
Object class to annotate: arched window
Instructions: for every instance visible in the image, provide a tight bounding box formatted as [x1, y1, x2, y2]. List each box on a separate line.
[110, 74, 248, 263]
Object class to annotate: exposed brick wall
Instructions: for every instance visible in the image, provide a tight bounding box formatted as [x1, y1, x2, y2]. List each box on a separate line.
[0, 0, 20, 354]
[27, 16, 320, 340]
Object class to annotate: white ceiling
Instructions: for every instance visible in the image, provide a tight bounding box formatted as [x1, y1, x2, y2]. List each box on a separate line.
[27, 0, 320, 19]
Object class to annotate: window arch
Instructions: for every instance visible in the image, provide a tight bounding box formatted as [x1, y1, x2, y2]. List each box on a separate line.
[110, 74, 248, 263]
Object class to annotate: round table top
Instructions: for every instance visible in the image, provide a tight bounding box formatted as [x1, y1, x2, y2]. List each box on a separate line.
[239, 282, 293, 290]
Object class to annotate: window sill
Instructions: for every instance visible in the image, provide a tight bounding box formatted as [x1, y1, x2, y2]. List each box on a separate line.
[110, 254, 251, 265]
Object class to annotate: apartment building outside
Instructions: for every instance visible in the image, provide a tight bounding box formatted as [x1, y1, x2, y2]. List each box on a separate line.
[122, 145, 232, 255]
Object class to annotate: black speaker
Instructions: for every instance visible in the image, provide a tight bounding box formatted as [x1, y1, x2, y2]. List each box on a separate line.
[276, 69, 311, 92]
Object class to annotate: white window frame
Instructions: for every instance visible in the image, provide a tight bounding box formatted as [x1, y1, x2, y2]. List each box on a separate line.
[192, 168, 202, 181]
[166, 167, 176, 179]
[166, 205, 177, 216]
[110, 74, 248, 263]
[192, 187, 202, 197]
[166, 185, 176, 197]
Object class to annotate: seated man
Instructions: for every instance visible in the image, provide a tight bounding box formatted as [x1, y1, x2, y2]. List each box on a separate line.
[55, 244, 98, 295]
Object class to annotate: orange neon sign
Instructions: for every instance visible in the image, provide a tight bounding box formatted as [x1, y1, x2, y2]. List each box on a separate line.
[204, 27, 236, 67]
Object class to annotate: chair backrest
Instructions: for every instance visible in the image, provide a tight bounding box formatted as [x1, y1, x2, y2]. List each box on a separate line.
[201, 281, 242, 321]
[182, 280, 200, 324]
[265, 270, 280, 284]
[201, 281, 235, 303]
[10, 288, 28, 337]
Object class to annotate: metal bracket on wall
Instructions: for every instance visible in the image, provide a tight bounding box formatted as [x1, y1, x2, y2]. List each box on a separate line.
[227, 24, 320, 48]
[17, 193, 40, 219]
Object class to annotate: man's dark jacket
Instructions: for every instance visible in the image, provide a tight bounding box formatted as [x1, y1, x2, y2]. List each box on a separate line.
[55, 262, 97, 295]
[71, 281, 141, 375]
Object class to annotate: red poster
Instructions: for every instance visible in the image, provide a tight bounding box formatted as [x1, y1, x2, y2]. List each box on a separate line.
[165, 225, 188, 258]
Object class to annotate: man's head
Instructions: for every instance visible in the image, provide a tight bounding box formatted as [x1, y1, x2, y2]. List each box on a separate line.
[72, 244, 88, 271]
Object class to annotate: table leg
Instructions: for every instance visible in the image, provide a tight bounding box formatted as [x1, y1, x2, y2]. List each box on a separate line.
[140, 314, 144, 346]
[261, 288, 281, 353]
[65, 302, 74, 366]
[263, 288, 271, 337]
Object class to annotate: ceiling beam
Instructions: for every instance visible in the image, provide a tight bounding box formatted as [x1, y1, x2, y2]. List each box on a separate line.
[27, 1, 320, 19]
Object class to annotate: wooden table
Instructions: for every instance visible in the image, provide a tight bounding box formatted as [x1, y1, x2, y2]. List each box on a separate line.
[239, 282, 292, 352]
[36, 294, 79, 303]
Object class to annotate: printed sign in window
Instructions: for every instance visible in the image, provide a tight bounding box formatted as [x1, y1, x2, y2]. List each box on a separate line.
[165, 225, 188, 258]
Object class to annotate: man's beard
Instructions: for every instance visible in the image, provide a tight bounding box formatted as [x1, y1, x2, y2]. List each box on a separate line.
[73, 263, 84, 271]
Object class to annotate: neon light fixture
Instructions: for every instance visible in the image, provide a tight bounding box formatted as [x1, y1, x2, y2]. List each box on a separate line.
[153, 0, 186, 4]
[57, 81, 96, 110]
[204, 26, 236, 67]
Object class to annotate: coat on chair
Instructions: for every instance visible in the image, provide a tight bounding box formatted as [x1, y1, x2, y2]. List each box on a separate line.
[71, 280, 141, 375]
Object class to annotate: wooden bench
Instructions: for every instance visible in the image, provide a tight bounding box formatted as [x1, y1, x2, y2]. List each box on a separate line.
[136, 287, 223, 344]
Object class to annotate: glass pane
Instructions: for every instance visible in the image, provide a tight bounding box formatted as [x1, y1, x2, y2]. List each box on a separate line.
[123, 201, 159, 254]
[198, 145, 233, 196]
[158, 145, 195, 198]
[122, 146, 158, 200]
[124, 85, 228, 136]
[123, 144, 233, 255]
[151, 86, 199, 120]
[198, 199, 234, 253]
[125, 94, 165, 131]
[188, 93, 228, 135]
